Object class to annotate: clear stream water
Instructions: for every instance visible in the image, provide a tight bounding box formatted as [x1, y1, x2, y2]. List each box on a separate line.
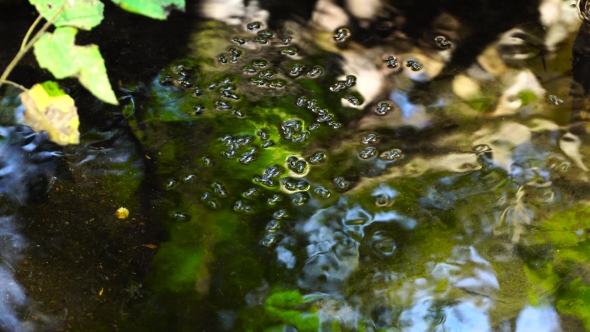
[2, 0, 590, 331]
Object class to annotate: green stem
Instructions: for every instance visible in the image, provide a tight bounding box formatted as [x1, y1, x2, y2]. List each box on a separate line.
[0, 7, 64, 89]
[20, 14, 43, 51]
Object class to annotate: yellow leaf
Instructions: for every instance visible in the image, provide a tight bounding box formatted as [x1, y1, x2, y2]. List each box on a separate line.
[141, 244, 157, 249]
[115, 207, 129, 219]
[19, 83, 80, 145]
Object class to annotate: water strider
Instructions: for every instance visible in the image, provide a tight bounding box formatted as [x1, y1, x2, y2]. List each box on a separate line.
[2, 0, 590, 330]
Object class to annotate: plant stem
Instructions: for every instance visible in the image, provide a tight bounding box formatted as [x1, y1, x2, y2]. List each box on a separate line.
[0, 80, 28, 92]
[20, 14, 43, 51]
[0, 7, 64, 89]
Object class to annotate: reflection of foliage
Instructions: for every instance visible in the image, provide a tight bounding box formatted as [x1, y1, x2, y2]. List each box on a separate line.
[238, 289, 320, 332]
[522, 204, 590, 329]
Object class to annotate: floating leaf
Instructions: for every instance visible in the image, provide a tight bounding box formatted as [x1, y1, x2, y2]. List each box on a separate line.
[19, 82, 80, 145]
[29, 0, 104, 30]
[110, 0, 185, 20]
[142, 244, 158, 249]
[33, 27, 118, 104]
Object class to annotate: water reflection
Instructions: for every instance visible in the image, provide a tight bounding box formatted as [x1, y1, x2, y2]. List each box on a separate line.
[1, 0, 590, 330]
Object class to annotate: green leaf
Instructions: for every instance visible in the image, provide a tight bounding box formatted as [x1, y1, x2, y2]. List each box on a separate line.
[33, 27, 118, 105]
[29, 0, 104, 30]
[110, 0, 185, 20]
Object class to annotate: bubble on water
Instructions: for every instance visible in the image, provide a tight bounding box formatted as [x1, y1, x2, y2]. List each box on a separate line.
[207, 83, 218, 90]
[193, 88, 202, 97]
[361, 133, 379, 144]
[242, 66, 257, 75]
[254, 165, 284, 187]
[405, 58, 422, 71]
[252, 60, 268, 68]
[374, 193, 393, 207]
[290, 63, 304, 76]
[370, 231, 396, 257]
[333, 27, 351, 41]
[201, 191, 212, 201]
[253, 36, 269, 44]
[314, 186, 331, 198]
[316, 113, 334, 123]
[333, 177, 350, 190]
[473, 144, 492, 155]
[179, 80, 193, 88]
[282, 36, 293, 45]
[380, 148, 404, 161]
[212, 181, 228, 197]
[282, 178, 310, 191]
[345, 75, 356, 87]
[308, 152, 326, 164]
[287, 156, 308, 174]
[207, 200, 219, 209]
[282, 119, 309, 143]
[330, 81, 348, 92]
[360, 147, 378, 159]
[218, 54, 228, 64]
[306, 99, 318, 110]
[548, 95, 564, 105]
[234, 200, 253, 212]
[258, 69, 276, 79]
[384, 55, 398, 68]
[215, 100, 232, 110]
[273, 209, 289, 219]
[374, 101, 392, 115]
[201, 156, 214, 166]
[193, 105, 205, 115]
[269, 80, 286, 89]
[257, 129, 269, 140]
[160, 75, 174, 86]
[257, 30, 274, 38]
[281, 47, 298, 56]
[222, 91, 240, 100]
[233, 110, 245, 118]
[296, 96, 308, 107]
[260, 233, 281, 247]
[172, 212, 190, 221]
[307, 66, 323, 78]
[183, 174, 196, 182]
[239, 147, 257, 164]
[165, 179, 179, 190]
[250, 78, 266, 86]
[232, 37, 246, 45]
[262, 140, 274, 148]
[266, 219, 281, 233]
[228, 46, 243, 57]
[344, 94, 361, 106]
[247, 21, 262, 30]
[329, 121, 342, 129]
[434, 35, 451, 49]
[268, 194, 283, 204]
[308, 123, 320, 131]
[243, 187, 259, 197]
[291, 192, 309, 206]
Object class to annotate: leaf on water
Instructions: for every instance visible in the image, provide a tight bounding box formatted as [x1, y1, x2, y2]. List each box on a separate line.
[29, 0, 104, 30]
[34, 27, 118, 105]
[142, 244, 158, 249]
[110, 0, 185, 20]
[19, 82, 80, 145]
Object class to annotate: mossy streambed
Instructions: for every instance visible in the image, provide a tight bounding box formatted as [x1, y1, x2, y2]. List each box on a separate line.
[2, 3, 590, 331]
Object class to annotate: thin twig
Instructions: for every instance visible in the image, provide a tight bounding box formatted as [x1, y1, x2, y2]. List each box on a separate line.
[20, 14, 44, 51]
[0, 6, 64, 89]
[0, 79, 27, 92]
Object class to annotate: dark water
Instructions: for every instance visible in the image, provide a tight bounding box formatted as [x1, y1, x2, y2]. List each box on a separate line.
[2, 0, 590, 331]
